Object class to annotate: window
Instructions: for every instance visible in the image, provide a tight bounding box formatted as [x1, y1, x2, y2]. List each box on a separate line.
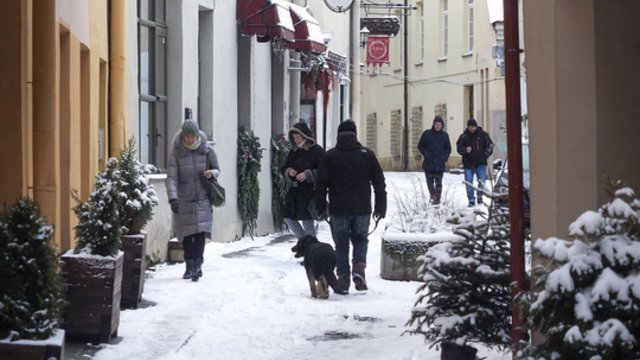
[467, 0, 474, 53]
[442, 0, 448, 57]
[138, 0, 168, 169]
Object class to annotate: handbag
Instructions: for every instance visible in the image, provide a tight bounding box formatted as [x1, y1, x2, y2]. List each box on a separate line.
[204, 178, 225, 207]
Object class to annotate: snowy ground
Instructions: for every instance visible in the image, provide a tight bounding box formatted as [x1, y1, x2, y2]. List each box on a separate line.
[87, 172, 510, 360]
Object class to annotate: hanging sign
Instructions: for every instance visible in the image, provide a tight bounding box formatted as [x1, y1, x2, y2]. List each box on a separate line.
[323, 0, 354, 13]
[366, 36, 390, 67]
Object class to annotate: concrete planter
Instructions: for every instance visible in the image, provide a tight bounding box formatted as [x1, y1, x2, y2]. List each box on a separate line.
[60, 251, 123, 344]
[120, 234, 147, 309]
[380, 232, 458, 281]
[0, 330, 65, 360]
[167, 239, 184, 263]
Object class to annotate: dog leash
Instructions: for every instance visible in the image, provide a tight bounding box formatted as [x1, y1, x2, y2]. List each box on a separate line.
[368, 217, 381, 236]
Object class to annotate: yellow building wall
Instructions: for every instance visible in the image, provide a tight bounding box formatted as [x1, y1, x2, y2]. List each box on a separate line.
[0, 0, 123, 252]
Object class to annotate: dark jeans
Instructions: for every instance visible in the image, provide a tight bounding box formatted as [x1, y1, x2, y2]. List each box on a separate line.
[329, 215, 370, 277]
[424, 170, 444, 199]
[183, 232, 206, 260]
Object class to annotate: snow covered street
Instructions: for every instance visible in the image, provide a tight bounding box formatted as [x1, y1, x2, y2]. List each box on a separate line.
[81, 172, 510, 360]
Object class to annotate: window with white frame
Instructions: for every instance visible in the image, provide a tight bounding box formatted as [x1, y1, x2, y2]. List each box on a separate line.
[467, 0, 474, 53]
[442, 0, 448, 57]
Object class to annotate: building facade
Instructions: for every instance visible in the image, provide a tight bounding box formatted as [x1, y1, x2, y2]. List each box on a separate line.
[359, 0, 509, 171]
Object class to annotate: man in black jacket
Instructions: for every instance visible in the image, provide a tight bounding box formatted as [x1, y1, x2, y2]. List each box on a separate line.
[315, 120, 386, 292]
[417, 116, 451, 205]
[456, 118, 493, 207]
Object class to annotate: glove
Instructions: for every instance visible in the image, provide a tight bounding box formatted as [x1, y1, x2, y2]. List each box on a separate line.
[170, 199, 179, 214]
[372, 211, 385, 221]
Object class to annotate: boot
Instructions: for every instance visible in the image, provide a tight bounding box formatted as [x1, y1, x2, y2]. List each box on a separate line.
[191, 259, 202, 282]
[183, 259, 193, 280]
[337, 274, 350, 293]
[352, 262, 368, 291]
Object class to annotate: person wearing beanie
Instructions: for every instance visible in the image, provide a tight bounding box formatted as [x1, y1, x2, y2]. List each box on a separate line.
[280, 121, 325, 240]
[166, 119, 220, 281]
[417, 116, 452, 205]
[315, 119, 387, 293]
[456, 118, 493, 207]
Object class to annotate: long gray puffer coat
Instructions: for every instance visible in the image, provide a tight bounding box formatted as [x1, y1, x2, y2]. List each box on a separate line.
[166, 130, 220, 240]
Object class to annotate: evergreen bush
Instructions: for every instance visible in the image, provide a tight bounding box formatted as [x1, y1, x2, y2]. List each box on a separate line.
[237, 127, 263, 237]
[271, 134, 291, 232]
[406, 205, 513, 352]
[518, 182, 640, 359]
[118, 137, 159, 234]
[0, 198, 64, 341]
[73, 157, 127, 256]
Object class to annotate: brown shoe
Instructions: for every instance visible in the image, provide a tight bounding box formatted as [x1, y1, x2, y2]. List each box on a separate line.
[352, 262, 368, 291]
[337, 274, 350, 292]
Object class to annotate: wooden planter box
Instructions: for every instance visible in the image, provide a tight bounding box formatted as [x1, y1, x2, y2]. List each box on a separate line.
[0, 330, 65, 360]
[121, 234, 147, 309]
[60, 251, 123, 344]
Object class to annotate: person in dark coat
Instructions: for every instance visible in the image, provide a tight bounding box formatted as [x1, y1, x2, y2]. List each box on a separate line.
[315, 120, 387, 292]
[281, 122, 325, 239]
[456, 118, 493, 207]
[417, 115, 452, 205]
[166, 119, 220, 281]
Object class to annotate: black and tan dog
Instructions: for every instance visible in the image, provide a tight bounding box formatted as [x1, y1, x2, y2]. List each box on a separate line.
[291, 235, 348, 298]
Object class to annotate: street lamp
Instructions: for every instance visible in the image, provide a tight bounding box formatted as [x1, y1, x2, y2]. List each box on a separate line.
[359, 26, 370, 48]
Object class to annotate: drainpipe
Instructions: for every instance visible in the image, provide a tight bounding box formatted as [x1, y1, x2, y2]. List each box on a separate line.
[110, 0, 128, 156]
[503, 0, 526, 353]
[350, 0, 361, 126]
[402, 0, 409, 171]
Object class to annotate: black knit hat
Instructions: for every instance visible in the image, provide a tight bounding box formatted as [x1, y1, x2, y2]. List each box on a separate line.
[467, 118, 478, 127]
[337, 120, 357, 134]
[433, 116, 445, 125]
[182, 119, 200, 136]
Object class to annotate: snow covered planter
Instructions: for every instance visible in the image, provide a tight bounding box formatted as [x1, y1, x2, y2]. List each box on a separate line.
[117, 138, 158, 309]
[405, 207, 513, 359]
[61, 158, 126, 344]
[0, 199, 65, 359]
[380, 233, 453, 281]
[518, 183, 640, 359]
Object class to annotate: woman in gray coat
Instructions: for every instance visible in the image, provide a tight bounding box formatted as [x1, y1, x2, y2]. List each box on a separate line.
[166, 119, 220, 281]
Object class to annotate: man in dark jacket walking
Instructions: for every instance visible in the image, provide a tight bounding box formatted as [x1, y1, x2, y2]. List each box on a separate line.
[315, 120, 386, 292]
[417, 116, 451, 205]
[456, 118, 493, 207]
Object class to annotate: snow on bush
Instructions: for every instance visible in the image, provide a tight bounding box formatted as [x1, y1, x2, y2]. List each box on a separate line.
[405, 205, 512, 352]
[0, 198, 64, 341]
[518, 183, 640, 360]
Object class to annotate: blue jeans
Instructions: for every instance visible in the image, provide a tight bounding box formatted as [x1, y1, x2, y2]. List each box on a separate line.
[284, 218, 316, 239]
[329, 215, 370, 277]
[464, 165, 487, 204]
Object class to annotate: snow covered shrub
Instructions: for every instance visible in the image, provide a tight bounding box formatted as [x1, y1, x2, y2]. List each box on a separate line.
[406, 205, 512, 352]
[118, 138, 159, 235]
[72, 157, 127, 256]
[518, 183, 640, 359]
[391, 174, 454, 233]
[0, 198, 64, 341]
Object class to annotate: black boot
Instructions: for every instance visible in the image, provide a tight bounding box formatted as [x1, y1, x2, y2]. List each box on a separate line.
[191, 259, 202, 282]
[183, 259, 193, 279]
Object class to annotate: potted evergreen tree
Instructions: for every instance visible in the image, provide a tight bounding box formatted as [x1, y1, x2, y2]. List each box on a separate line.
[518, 182, 640, 359]
[117, 138, 158, 309]
[406, 206, 513, 359]
[0, 198, 65, 359]
[60, 158, 126, 344]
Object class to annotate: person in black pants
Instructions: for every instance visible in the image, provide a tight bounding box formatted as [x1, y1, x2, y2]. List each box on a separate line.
[417, 116, 452, 205]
